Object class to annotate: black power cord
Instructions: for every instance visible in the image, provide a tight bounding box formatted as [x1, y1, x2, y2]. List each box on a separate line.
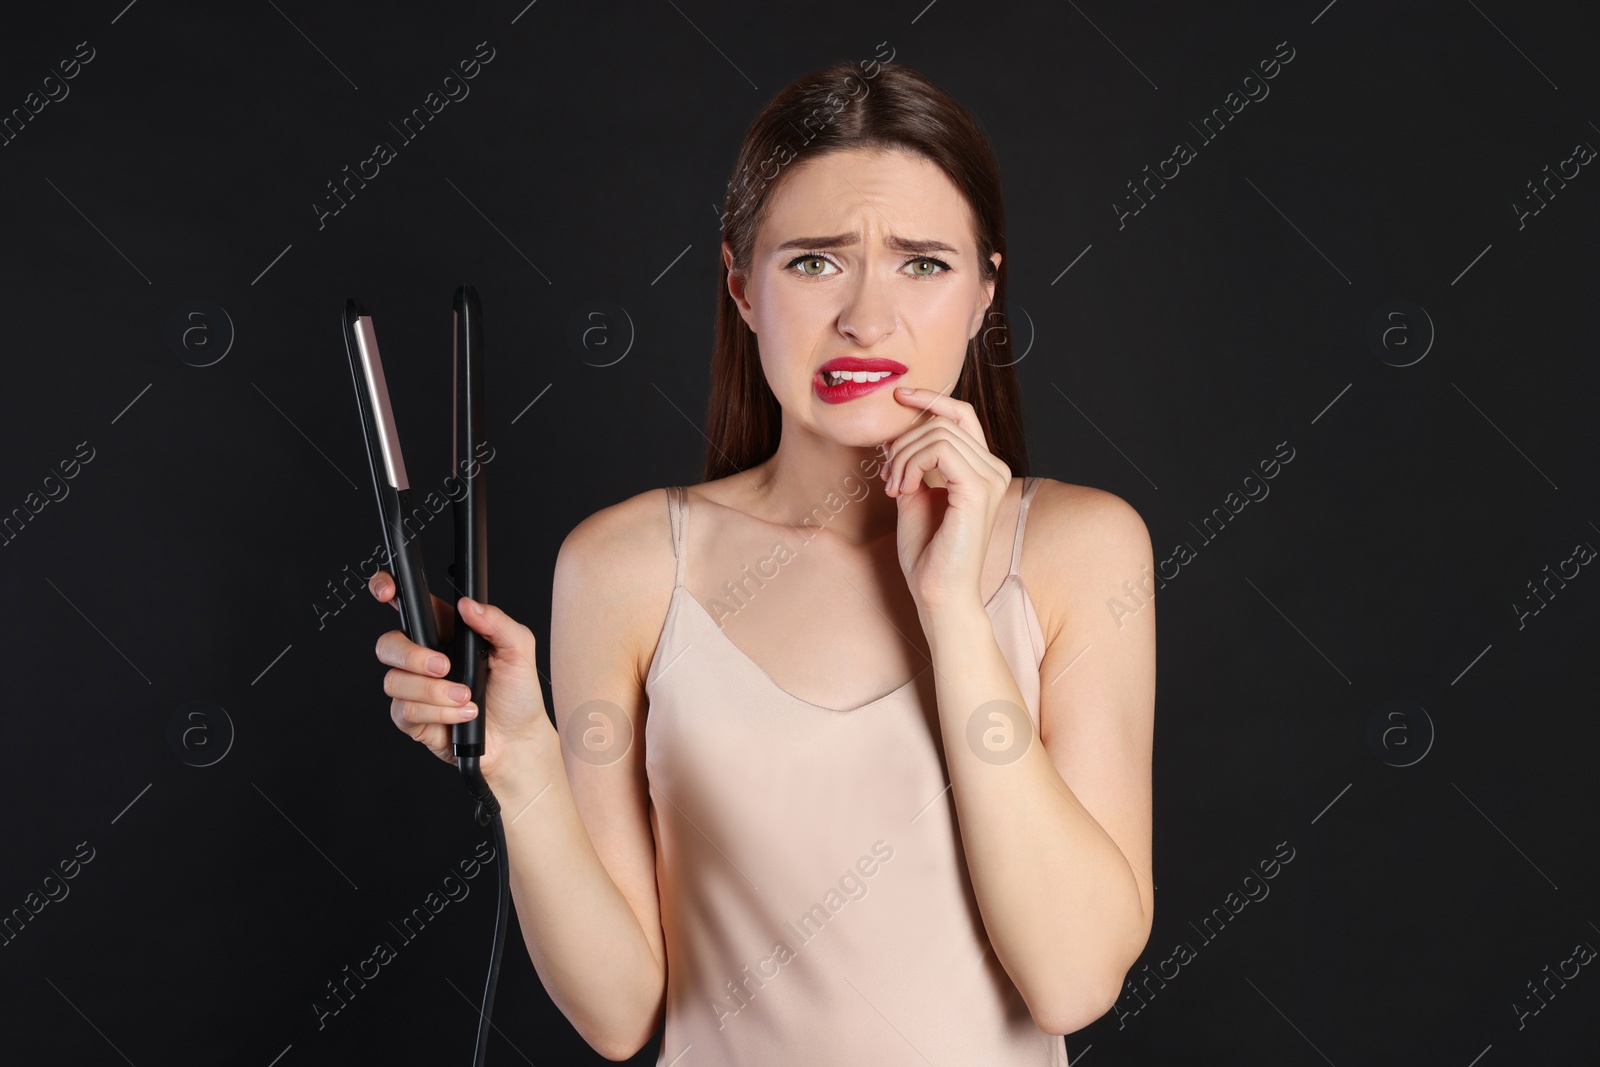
[459, 757, 507, 1066]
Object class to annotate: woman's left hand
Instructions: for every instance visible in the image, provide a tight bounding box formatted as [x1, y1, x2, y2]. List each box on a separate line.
[880, 386, 1012, 616]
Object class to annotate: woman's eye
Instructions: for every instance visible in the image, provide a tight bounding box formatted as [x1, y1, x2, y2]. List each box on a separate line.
[785, 254, 951, 278]
[790, 254, 835, 277]
[907, 256, 951, 277]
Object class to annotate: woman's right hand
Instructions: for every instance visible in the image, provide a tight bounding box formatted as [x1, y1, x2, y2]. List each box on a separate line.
[369, 570, 555, 790]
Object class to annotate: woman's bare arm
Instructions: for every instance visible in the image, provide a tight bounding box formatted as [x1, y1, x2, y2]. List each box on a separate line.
[495, 490, 673, 1059]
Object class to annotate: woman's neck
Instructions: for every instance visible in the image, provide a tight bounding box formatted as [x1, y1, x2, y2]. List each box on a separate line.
[740, 437, 898, 546]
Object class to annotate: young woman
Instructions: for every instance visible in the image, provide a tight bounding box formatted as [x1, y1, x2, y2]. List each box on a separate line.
[372, 60, 1155, 1065]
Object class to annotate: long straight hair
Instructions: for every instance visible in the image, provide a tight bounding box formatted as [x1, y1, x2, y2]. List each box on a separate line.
[702, 60, 1028, 483]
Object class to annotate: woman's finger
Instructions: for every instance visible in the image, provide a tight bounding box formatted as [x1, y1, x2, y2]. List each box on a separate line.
[893, 437, 959, 496]
[368, 572, 455, 643]
[894, 433, 1006, 497]
[892, 387, 988, 449]
[390, 695, 479, 726]
[383, 666, 474, 709]
[369, 571, 400, 611]
[884, 412, 1006, 488]
[885, 422, 1004, 495]
[375, 629, 451, 678]
[388, 712, 456, 763]
[454, 596, 536, 668]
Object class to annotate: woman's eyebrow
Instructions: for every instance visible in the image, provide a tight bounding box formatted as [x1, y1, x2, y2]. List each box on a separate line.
[772, 232, 961, 255]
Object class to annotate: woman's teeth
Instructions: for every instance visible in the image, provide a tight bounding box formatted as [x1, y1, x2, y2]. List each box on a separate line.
[824, 370, 896, 385]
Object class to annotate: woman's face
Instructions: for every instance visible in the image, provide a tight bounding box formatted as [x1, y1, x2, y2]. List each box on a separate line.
[723, 147, 1001, 448]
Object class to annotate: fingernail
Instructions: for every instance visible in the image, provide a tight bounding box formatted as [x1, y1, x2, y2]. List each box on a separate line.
[449, 684, 470, 702]
[470, 598, 485, 616]
[896, 386, 913, 393]
[460, 704, 478, 719]
[428, 654, 449, 675]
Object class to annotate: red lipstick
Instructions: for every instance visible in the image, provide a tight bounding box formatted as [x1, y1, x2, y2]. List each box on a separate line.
[814, 356, 907, 404]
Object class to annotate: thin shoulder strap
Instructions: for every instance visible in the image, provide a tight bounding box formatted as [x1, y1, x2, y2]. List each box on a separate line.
[665, 486, 687, 589]
[1008, 477, 1043, 577]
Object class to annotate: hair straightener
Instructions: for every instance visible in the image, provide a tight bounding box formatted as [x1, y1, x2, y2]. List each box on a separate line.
[342, 285, 507, 1067]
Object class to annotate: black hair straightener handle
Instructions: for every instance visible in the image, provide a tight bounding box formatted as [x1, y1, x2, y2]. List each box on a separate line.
[341, 285, 508, 1067]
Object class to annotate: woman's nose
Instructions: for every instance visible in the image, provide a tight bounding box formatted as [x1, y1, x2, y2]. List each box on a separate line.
[836, 283, 897, 346]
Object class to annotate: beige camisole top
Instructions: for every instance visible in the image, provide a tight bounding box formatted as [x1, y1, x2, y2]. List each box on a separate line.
[644, 475, 1069, 1065]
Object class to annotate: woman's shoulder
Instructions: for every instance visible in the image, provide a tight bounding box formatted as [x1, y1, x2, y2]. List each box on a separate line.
[1016, 477, 1153, 646]
[553, 485, 694, 687]
[1026, 476, 1148, 542]
[557, 485, 679, 583]
[1022, 476, 1153, 596]
[557, 475, 742, 577]
[1021, 477, 1152, 592]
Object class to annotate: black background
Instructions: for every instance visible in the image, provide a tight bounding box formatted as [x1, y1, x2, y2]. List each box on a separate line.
[1, 1, 1596, 1064]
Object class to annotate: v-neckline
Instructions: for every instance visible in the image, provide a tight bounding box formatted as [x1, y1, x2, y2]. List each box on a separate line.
[670, 574, 1020, 714]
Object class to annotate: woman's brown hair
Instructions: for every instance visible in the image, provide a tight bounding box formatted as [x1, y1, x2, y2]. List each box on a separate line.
[702, 59, 1028, 482]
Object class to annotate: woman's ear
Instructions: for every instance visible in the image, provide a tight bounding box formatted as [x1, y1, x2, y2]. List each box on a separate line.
[969, 251, 1003, 339]
[723, 240, 756, 329]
